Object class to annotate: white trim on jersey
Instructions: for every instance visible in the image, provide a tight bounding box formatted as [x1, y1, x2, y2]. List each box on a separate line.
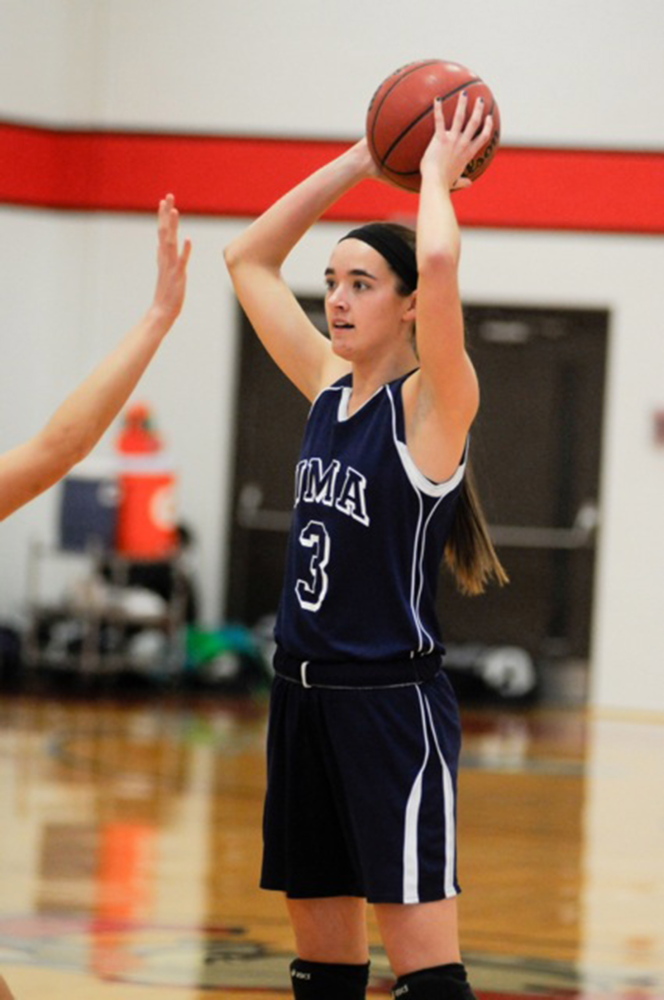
[409, 491, 429, 653]
[395, 439, 466, 497]
[305, 381, 345, 422]
[385, 385, 467, 654]
[336, 383, 383, 422]
[414, 497, 446, 654]
[383, 379, 467, 498]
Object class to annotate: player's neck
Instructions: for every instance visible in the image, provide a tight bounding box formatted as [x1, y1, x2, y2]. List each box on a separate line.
[350, 353, 418, 411]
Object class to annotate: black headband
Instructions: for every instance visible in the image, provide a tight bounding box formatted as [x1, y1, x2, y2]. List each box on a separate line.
[339, 224, 417, 291]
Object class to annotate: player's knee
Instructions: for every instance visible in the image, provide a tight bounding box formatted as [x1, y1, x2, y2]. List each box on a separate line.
[290, 958, 370, 999]
[391, 963, 477, 1000]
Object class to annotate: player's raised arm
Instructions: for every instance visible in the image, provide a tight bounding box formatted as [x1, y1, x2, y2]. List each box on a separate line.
[405, 95, 494, 479]
[223, 140, 378, 401]
[0, 195, 191, 521]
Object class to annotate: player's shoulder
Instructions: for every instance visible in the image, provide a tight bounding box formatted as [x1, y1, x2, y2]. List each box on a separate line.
[317, 358, 352, 395]
[312, 370, 352, 404]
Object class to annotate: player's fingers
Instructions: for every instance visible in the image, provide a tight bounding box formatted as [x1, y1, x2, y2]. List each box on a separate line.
[451, 90, 468, 133]
[465, 97, 486, 138]
[433, 96, 445, 130]
[469, 113, 493, 156]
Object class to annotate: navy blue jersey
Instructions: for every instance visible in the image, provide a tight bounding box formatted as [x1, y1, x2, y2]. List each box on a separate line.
[274, 371, 466, 662]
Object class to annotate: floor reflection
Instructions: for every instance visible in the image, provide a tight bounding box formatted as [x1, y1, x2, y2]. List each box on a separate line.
[0, 690, 662, 997]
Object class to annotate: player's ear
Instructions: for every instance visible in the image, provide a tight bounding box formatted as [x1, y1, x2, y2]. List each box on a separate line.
[402, 289, 417, 323]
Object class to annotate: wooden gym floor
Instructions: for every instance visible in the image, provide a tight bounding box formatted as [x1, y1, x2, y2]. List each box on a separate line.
[0, 678, 662, 999]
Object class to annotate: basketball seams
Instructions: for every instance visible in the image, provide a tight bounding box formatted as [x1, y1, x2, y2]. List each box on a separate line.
[462, 113, 500, 180]
[377, 79, 484, 171]
[367, 60, 455, 156]
[366, 59, 442, 118]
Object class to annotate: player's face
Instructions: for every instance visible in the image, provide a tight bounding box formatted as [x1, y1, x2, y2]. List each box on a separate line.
[324, 240, 414, 362]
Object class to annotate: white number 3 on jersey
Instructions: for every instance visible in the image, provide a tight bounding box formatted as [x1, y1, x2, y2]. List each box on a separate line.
[295, 520, 330, 612]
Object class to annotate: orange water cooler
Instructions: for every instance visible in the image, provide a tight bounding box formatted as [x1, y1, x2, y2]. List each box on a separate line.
[115, 403, 178, 558]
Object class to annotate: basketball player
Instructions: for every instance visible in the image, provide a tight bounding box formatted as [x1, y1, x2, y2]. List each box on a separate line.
[0, 195, 191, 521]
[224, 94, 506, 1000]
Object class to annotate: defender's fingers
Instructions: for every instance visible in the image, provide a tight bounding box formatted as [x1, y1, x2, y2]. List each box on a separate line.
[179, 237, 193, 268]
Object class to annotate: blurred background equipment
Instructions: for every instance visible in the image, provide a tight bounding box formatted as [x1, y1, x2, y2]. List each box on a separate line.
[115, 402, 179, 559]
[21, 404, 191, 682]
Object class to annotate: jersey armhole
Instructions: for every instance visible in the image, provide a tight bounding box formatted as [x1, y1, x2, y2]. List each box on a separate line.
[387, 379, 469, 498]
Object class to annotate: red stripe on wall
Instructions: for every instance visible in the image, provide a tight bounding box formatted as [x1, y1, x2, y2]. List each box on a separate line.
[1, 121, 663, 234]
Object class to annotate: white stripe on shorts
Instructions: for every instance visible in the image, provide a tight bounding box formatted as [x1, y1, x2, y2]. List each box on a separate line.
[402, 687, 457, 903]
[424, 691, 457, 898]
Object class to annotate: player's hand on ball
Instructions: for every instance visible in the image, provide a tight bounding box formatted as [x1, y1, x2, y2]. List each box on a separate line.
[421, 92, 494, 191]
[347, 136, 382, 181]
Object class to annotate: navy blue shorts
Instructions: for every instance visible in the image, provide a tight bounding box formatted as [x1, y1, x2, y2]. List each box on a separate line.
[260, 650, 462, 904]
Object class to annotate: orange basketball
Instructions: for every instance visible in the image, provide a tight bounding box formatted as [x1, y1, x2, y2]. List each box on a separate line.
[366, 59, 501, 191]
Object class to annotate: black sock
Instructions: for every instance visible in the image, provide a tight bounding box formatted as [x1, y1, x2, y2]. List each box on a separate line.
[290, 957, 370, 999]
[391, 963, 477, 1000]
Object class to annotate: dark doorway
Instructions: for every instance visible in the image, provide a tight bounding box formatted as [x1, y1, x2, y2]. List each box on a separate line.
[440, 305, 607, 667]
[224, 299, 323, 629]
[224, 300, 608, 677]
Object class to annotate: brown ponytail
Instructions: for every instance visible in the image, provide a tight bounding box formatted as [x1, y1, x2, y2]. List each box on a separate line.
[444, 461, 509, 596]
[363, 221, 509, 595]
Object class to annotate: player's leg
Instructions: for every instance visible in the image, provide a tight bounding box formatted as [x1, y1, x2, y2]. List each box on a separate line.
[287, 895, 369, 962]
[262, 678, 371, 997]
[374, 897, 461, 974]
[375, 898, 477, 999]
[287, 896, 371, 999]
